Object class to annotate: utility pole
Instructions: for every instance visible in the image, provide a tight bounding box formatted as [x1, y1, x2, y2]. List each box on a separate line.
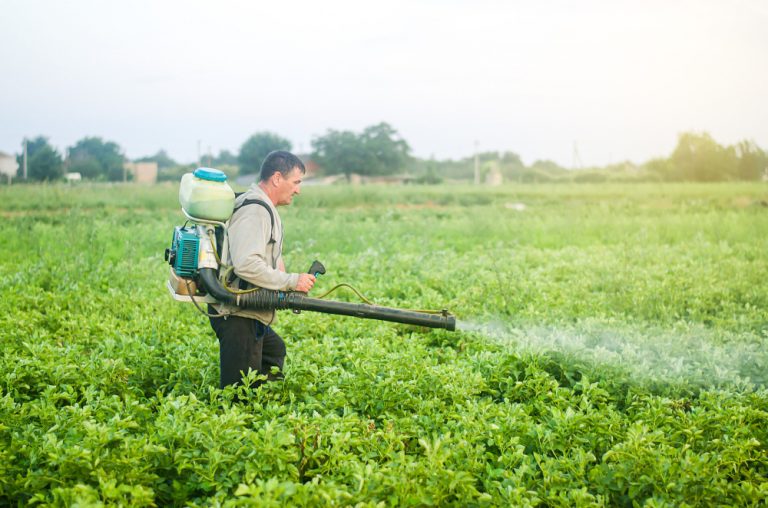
[23, 139, 27, 179]
[474, 140, 480, 185]
[572, 140, 583, 170]
[207, 145, 212, 167]
[197, 140, 201, 167]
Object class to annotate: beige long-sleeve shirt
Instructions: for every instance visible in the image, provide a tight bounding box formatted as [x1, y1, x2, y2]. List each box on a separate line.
[214, 184, 299, 324]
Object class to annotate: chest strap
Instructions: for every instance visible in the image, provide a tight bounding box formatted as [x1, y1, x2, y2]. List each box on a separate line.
[233, 195, 275, 243]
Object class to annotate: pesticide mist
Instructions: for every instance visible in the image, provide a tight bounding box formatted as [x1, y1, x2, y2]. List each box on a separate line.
[460, 319, 768, 389]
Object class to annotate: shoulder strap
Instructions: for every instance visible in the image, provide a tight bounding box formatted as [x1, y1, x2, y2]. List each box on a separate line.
[233, 197, 275, 243]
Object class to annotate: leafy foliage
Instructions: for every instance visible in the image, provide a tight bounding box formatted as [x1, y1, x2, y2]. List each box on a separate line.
[238, 132, 292, 176]
[670, 132, 737, 181]
[734, 140, 767, 181]
[408, 134, 767, 184]
[67, 137, 126, 181]
[15, 136, 64, 181]
[0, 182, 767, 506]
[135, 149, 177, 169]
[213, 149, 238, 167]
[311, 122, 411, 177]
[11, 129, 766, 185]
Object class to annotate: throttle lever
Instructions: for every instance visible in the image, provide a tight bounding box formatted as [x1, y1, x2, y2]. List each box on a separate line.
[293, 260, 326, 314]
[308, 260, 326, 277]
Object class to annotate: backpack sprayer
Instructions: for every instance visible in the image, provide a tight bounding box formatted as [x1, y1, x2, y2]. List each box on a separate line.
[165, 168, 456, 331]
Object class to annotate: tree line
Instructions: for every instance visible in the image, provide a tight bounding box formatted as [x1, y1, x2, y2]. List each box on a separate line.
[9, 122, 410, 183]
[417, 132, 767, 184]
[8, 125, 767, 183]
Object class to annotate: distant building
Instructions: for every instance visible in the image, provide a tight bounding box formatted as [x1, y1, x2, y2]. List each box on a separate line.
[65, 172, 82, 182]
[124, 161, 158, 184]
[0, 151, 18, 183]
[484, 163, 503, 186]
[485, 169, 503, 186]
[297, 154, 319, 178]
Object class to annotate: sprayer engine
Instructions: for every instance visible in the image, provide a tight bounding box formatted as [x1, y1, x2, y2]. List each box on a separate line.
[165, 226, 199, 278]
[165, 168, 456, 331]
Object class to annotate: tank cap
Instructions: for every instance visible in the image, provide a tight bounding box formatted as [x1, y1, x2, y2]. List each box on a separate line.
[193, 167, 228, 182]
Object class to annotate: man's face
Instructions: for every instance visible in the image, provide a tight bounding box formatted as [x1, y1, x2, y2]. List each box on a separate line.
[272, 167, 303, 206]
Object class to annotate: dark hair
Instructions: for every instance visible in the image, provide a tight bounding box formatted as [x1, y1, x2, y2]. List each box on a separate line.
[259, 151, 306, 182]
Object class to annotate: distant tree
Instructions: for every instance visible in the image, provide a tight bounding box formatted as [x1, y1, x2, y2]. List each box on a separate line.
[516, 167, 557, 183]
[499, 151, 524, 166]
[497, 151, 526, 180]
[311, 130, 366, 178]
[136, 149, 176, 169]
[157, 163, 196, 182]
[733, 140, 767, 181]
[311, 122, 410, 178]
[359, 122, 411, 176]
[214, 149, 238, 166]
[68, 137, 125, 181]
[16, 136, 64, 181]
[415, 159, 443, 184]
[531, 159, 565, 173]
[415, 157, 473, 180]
[238, 132, 292, 174]
[572, 170, 608, 183]
[475, 151, 502, 164]
[643, 157, 675, 181]
[669, 132, 736, 181]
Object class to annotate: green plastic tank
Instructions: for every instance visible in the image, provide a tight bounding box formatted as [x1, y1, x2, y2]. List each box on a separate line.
[179, 168, 235, 221]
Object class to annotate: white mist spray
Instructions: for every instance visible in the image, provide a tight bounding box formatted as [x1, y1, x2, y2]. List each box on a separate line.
[459, 319, 767, 388]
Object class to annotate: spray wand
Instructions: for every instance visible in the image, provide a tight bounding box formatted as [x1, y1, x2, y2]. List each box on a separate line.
[194, 259, 456, 331]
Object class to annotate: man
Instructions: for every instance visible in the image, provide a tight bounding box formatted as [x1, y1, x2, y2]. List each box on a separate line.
[209, 150, 315, 389]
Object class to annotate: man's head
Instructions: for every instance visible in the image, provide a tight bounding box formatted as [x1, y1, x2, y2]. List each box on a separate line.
[258, 151, 306, 206]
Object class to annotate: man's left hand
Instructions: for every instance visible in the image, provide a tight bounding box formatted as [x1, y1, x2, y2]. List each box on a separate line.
[296, 273, 316, 292]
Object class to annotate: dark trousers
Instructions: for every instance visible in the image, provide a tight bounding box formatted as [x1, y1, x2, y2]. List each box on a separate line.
[208, 309, 286, 389]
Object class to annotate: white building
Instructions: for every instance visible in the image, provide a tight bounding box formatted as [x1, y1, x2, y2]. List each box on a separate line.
[0, 151, 19, 183]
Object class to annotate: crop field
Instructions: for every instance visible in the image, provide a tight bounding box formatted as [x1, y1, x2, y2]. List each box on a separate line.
[1, 181, 767, 506]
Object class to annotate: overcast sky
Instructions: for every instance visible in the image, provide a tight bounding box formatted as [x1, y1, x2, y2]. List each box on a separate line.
[1, 0, 766, 167]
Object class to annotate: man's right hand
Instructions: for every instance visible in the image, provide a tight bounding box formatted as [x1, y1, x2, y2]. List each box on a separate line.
[296, 273, 316, 293]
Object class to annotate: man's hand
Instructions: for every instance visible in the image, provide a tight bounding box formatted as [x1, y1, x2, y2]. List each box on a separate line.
[296, 273, 316, 293]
